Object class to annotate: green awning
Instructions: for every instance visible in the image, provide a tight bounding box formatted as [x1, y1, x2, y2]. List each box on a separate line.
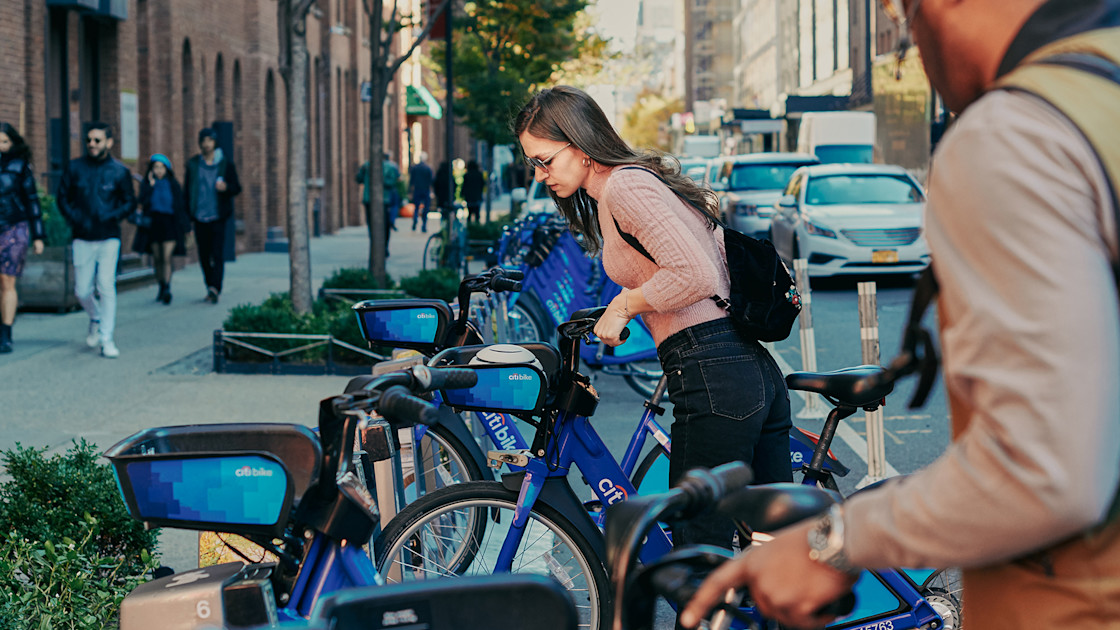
[406, 85, 443, 119]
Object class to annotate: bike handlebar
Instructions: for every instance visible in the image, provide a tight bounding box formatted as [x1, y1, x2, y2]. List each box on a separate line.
[379, 385, 439, 426]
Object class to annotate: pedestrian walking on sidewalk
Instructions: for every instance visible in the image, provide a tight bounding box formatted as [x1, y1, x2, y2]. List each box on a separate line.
[408, 152, 433, 232]
[184, 128, 241, 304]
[135, 154, 190, 304]
[0, 122, 45, 354]
[462, 160, 485, 224]
[57, 121, 136, 359]
[434, 160, 457, 226]
[357, 153, 400, 257]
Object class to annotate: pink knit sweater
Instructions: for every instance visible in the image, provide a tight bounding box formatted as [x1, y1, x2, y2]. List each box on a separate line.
[585, 166, 730, 346]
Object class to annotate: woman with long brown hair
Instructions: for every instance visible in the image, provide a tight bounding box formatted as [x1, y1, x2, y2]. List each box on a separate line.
[514, 86, 792, 550]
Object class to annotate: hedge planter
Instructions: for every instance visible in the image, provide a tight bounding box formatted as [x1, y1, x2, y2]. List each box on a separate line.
[213, 330, 387, 376]
[15, 245, 79, 312]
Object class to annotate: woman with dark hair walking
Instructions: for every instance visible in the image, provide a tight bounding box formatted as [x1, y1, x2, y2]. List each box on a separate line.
[0, 123, 45, 353]
[136, 154, 189, 304]
[514, 86, 792, 550]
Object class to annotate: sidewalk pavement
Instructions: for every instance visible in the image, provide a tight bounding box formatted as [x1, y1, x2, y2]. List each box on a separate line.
[0, 200, 508, 571]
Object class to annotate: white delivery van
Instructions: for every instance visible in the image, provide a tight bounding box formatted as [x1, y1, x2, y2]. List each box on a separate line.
[681, 135, 721, 159]
[796, 112, 876, 164]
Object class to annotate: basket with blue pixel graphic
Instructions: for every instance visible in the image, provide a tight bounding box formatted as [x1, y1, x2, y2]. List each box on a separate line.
[351, 298, 454, 353]
[104, 423, 322, 537]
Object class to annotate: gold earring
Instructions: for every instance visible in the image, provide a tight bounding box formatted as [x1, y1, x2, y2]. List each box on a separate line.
[581, 157, 591, 167]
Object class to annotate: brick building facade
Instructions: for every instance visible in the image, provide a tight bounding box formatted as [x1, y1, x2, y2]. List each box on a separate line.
[1, 0, 459, 254]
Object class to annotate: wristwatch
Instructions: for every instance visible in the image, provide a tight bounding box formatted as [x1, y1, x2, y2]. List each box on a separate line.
[807, 504, 860, 575]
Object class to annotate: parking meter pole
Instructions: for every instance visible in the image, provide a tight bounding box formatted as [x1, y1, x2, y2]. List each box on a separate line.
[857, 281, 887, 487]
[794, 259, 826, 419]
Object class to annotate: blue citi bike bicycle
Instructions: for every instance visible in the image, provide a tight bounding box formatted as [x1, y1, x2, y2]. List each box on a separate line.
[370, 308, 961, 630]
[102, 365, 584, 629]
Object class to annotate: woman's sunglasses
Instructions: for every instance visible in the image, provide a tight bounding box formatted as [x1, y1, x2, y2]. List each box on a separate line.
[524, 142, 571, 174]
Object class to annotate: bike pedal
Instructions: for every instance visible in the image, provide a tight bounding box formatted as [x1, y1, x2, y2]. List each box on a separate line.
[487, 449, 533, 469]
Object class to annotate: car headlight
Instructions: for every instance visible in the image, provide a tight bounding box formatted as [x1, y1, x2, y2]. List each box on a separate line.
[805, 221, 837, 239]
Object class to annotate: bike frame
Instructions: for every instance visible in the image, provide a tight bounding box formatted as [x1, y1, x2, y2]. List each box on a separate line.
[284, 534, 383, 620]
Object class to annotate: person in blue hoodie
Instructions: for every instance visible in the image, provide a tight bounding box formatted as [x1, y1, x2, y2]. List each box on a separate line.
[135, 154, 190, 304]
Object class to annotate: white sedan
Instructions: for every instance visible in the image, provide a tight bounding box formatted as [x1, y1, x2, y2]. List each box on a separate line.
[769, 164, 930, 277]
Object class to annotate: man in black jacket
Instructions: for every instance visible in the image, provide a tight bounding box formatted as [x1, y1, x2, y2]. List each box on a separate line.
[183, 128, 241, 303]
[57, 122, 136, 359]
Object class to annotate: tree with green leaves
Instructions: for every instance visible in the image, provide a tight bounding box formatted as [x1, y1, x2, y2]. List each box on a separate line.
[433, 0, 596, 220]
[362, 0, 451, 285]
[621, 89, 683, 151]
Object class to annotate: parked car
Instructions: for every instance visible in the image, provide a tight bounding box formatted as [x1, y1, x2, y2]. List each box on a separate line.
[522, 178, 558, 215]
[677, 157, 710, 183]
[769, 163, 930, 277]
[709, 152, 820, 239]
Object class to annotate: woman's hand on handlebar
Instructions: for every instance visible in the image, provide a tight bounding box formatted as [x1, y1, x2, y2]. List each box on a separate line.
[678, 520, 858, 630]
[594, 291, 633, 347]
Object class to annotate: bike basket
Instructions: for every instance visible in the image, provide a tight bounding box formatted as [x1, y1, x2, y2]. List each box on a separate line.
[439, 362, 547, 415]
[104, 424, 321, 537]
[352, 299, 453, 351]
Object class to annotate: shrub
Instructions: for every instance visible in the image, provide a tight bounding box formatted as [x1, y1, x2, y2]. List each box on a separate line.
[465, 213, 513, 243]
[38, 189, 72, 247]
[0, 520, 158, 629]
[0, 441, 158, 571]
[0, 441, 161, 629]
[321, 267, 394, 291]
[399, 268, 460, 303]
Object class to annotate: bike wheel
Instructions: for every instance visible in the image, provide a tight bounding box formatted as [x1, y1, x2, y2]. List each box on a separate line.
[403, 424, 486, 501]
[922, 568, 963, 630]
[630, 446, 670, 495]
[621, 359, 664, 398]
[375, 481, 611, 629]
[423, 233, 444, 270]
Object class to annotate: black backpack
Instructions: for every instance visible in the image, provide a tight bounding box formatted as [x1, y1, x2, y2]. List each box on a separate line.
[611, 167, 801, 342]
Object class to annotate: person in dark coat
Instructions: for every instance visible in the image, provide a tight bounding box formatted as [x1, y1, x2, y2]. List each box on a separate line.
[135, 154, 190, 304]
[0, 122, 45, 353]
[462, 160, 486, 224]
[57, 121, 136, 359]
[434, 160, 458, 225]
[408, 152, 434, 232]
[183, 127, 241, 303]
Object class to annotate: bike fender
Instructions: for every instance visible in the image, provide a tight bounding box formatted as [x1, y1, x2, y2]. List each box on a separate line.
[501, 471, 608, 564]
[437, 406, 495, 481]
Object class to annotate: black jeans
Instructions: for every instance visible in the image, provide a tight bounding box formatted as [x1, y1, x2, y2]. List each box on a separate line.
[658, 317, 793, 548]
[194, 218, 226, 293]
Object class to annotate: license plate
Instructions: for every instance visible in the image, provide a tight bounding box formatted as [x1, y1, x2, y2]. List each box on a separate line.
[871, 249, 899, 264]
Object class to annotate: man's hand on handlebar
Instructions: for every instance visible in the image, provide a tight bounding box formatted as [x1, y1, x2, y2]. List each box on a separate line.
[679, 520, 858, 630]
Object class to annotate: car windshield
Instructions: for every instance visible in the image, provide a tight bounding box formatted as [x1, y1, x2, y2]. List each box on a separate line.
[804, 174, 924, 205]
[814, 145, 874, 164]
[728, 164, 809, 191]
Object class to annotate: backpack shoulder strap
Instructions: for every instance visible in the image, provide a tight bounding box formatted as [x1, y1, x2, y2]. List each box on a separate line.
[991, 27, 1120, 282]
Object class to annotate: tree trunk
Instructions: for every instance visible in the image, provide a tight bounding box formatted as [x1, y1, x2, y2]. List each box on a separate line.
[317, 18, 333, 237]
[286, 11, 313, 314]
[367, 0, 388, 284]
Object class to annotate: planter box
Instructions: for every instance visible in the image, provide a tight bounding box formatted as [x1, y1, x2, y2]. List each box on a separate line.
[213, 330, 388, 376]
[16, 245, 79, 312]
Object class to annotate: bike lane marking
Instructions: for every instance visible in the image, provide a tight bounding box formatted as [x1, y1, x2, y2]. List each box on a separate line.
[766, 343, 901, 478]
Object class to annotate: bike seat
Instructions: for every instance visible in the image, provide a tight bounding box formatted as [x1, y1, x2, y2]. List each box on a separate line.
[570, 306, 607, 321]
[785, 365, 894, 408]
[717, 482, 839, 533]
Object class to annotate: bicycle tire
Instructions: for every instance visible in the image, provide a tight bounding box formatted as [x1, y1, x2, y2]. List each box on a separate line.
[423, 233, 444, 271]
[621, 359, 665, 398]
[630, 445, 670, 495]
[404, 423, 487, 499]
[375, 481, 611, 630]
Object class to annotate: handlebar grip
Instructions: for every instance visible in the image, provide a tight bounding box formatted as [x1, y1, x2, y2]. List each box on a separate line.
[491, 277, 522, 292]
[675, 462, 753, 518]
[498, 268, 525, 280]
[378, 385, 439, 426]
[620, 327, 630, 341]
[426, 367, 478, 391]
